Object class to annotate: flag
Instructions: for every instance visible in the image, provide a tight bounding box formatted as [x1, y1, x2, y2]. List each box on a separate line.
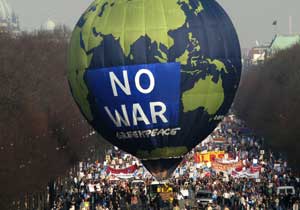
[272, 20, 277, 25]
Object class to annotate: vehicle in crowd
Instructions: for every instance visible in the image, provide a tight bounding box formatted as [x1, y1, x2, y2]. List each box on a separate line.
[149, 180, 174, 201]
[276, 186, 295, 195]
[196, 190, 213, 208]
[130, 179, 145, 189]
[48, 114, 300, 209]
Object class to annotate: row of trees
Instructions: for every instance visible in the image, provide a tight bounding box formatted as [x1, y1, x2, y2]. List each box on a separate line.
[234, 44, 300, 171]
[0, 29, 109, 209]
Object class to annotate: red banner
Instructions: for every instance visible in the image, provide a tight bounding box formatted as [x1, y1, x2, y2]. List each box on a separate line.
[106, 165, 137, 174]
[250, 165, 261, 173]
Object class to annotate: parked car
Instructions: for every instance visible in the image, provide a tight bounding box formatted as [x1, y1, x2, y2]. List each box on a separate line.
[130, 179, 145, 189]
[196, 190, 213, 208]
[276, 186, 295, 195]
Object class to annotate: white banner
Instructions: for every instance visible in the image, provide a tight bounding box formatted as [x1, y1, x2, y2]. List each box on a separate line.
[114, 173, 135, 179]
[231, 170, 259, 179]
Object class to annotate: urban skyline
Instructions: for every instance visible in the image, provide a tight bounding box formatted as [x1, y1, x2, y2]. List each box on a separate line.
[5, 0, 300, 48]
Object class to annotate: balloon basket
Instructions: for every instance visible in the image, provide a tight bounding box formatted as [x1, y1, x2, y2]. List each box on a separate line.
[141, 157, 182, 181]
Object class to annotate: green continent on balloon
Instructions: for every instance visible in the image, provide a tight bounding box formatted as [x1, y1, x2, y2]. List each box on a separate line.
[82, 0, 187, 57]
[68, 0, 194, 121]
[68, 1, 102, 121]
[178, 0, 203, 15]
[174, 30, 227, 116]
[68, 0, 242, 176]
[136, 146, 188, 159]
[182, 75, 224, 115]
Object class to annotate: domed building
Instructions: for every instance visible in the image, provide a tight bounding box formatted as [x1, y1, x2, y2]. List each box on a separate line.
[41, 19, 56, 31]
[0, 0, 19, 32]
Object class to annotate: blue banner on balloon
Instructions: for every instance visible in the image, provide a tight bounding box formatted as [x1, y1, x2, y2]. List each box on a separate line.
[85, 62, 181, 132]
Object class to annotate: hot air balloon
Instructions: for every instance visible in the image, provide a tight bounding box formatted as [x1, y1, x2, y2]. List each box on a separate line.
[68, 0, 241, 179]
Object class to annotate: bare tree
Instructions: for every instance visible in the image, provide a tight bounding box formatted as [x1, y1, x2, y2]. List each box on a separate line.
[234, 44, 300, 171]
[0, 29, 110, 207]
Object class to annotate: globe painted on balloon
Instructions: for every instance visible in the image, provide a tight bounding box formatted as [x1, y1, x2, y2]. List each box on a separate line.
[68, 0, 241, 178]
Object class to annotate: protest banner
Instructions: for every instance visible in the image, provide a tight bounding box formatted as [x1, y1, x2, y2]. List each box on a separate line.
[231, 169, 260, 179]
[194, 151, 225, 163]
[106, 164, 137, 174]
[211, 160, 243, 173]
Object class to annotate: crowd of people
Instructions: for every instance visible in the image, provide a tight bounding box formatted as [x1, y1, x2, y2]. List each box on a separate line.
[51, 114, 300, 210]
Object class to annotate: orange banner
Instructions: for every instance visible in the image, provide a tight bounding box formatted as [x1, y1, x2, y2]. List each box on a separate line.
[211, 161, 243, 172]
[194, 151, 225, 163]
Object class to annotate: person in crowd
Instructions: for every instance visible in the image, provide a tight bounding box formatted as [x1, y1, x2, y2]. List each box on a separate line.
[49, 114, 299, 210]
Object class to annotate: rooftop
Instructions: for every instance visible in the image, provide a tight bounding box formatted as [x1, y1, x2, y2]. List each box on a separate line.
[270, 34, 300, 51]
[0, 0, 12, 21]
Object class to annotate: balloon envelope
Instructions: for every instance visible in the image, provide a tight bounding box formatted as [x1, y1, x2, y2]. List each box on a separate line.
[68, 0, 241, 179]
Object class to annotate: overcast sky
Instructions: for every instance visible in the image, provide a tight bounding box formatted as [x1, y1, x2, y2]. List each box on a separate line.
[7, 0, 300, 49]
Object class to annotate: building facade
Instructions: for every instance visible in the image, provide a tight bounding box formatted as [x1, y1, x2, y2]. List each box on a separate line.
[248, 45, 269, 66]
[247, 34, 300, 67]
[268, 34, 300, 55]
[0, 0, 19, 33]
